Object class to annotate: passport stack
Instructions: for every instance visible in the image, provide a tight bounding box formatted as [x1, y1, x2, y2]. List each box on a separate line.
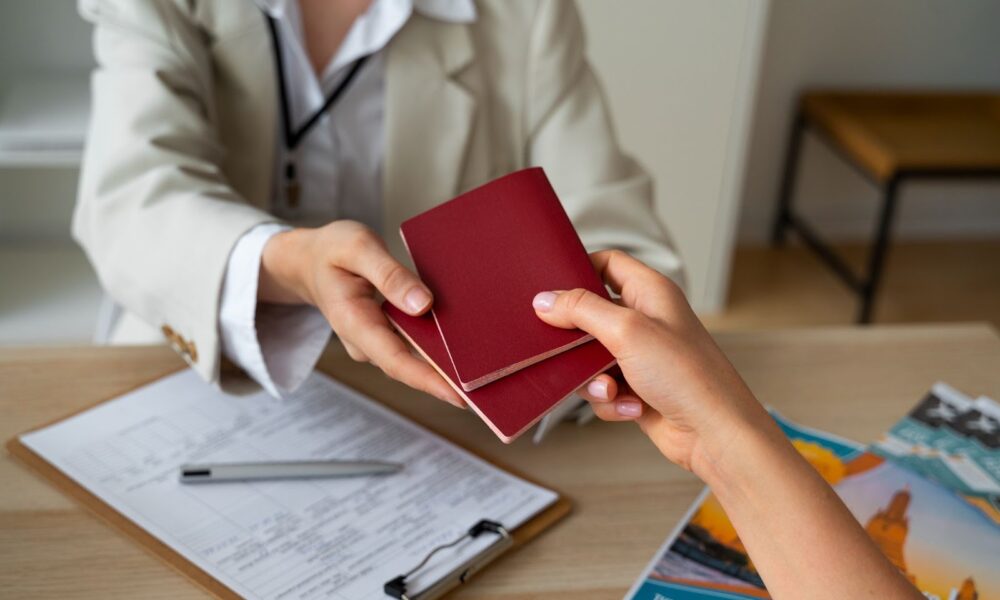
[384, 167, 616, 442]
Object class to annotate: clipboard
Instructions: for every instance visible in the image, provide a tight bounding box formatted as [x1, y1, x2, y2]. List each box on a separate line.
[7, 368, 572, 600]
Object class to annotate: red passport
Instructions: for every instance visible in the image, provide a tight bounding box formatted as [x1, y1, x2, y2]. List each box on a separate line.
[384, 302, 615, 443]
[400, 167, 610, 391]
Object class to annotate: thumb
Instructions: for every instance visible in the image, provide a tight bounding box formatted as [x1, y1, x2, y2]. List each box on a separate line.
[532, 288, 637, 354]
[340, 235, 434, 316]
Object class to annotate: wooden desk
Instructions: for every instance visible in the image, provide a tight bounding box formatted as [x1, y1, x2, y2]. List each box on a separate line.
[2, 324, 999, 599]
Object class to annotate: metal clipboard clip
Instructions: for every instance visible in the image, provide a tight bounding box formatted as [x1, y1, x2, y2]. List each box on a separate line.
[383, 519, 512, 600]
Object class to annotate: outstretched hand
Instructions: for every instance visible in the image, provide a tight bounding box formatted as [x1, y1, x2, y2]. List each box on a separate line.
[533, 250, 921, 600]
[532, 250, 770, 474]
[259, 221, 464, 408]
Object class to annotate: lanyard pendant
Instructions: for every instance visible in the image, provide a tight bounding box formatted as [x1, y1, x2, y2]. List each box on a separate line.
[284, 160, 300, 209]
[265, 15, 369, 215]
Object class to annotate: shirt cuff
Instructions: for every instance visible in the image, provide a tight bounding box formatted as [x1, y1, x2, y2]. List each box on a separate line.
[219, 223, 331, 397]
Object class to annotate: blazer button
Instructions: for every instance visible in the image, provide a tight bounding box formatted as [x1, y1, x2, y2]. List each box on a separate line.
[162, 327, 179, 349]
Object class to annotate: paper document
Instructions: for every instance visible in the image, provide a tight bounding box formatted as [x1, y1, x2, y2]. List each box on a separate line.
[21, 370, 557, 600]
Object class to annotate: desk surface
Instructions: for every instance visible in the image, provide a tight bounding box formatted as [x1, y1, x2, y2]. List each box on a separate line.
[2, 323, 999, 599]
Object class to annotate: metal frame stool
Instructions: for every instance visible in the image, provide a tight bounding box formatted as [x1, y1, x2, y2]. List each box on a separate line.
[771, 91, 1000, 323]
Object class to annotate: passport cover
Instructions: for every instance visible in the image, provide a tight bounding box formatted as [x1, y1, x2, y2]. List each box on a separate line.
[383, 302, 616, 443]
[400, 167, 610, 392]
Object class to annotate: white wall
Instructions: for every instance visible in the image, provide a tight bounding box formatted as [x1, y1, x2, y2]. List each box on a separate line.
[0, 0, 93, 242]
[0, 1, 92, 76]
[576, 0, 767, 313]
[739, 0, 1000, 243]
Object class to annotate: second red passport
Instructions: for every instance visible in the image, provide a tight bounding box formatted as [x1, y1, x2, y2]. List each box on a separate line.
[384, 303, 615, 443]
[400, 167, 611, 391]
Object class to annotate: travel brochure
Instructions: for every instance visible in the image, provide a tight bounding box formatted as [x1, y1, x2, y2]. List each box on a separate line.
[870, 383, 1000, 525]
[625, 384, 1000, 600]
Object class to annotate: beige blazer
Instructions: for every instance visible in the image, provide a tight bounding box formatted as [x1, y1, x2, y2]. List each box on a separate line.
[73, 0, 683, 386]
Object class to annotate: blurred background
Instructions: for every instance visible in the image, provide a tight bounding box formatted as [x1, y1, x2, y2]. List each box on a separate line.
[1, 0, 998, 345]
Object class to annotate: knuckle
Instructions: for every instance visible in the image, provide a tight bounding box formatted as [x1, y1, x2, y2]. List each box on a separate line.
[378, 347, 410, 381]
[559, 288, 592, 312]
[319, 304, 345, 332]
[606, 248, 630, 263]
[374, 260, 410, 292]
[623, 311, 649, 334]
[608, 320, 630, 344]
[611, 311, 648, 342]
[338, 302, 367, 327]
[341, 339, 366, 361]
[657, 277, 692, 318]
[343, 225, 376, 256]
[381, 361, 402, 380]
[659, 275, 685, 301]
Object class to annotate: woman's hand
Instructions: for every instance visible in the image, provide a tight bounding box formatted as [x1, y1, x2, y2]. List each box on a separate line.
[258, 221, 463, 408]
[532, 250, 773, 475]
[533, 250, 921, 600]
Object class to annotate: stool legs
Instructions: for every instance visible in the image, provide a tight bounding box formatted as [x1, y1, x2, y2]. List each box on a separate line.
[771, 111, 807, 245]
[770, 109, 902, 324]
[858, 177, 901, 323]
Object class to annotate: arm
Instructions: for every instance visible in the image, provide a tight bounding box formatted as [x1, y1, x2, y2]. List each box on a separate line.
[531, 251, 921, 600]
[76, 0, 460, 404]
[221, 219, 462, 406]
[524, 0, 684, 284]
[218, 224, 331, 397]
[256, 222, 464, 407]
[75, 0, 275, 382]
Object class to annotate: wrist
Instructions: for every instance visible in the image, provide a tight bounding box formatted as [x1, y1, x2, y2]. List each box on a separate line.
[259, 228, 312, 304]
[689, 404, 790, 493]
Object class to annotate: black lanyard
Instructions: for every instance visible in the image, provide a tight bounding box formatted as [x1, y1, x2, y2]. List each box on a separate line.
[264, 14, 369, 208]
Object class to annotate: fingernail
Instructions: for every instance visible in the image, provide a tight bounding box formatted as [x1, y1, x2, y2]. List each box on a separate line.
[532, 291, 557, 312]
[404, 288, 432, 313]
[616, 400, 642, 417]
[587, 379, 608, 400]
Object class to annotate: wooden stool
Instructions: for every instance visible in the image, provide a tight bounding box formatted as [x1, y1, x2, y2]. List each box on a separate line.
[771, 91, 1000, 323]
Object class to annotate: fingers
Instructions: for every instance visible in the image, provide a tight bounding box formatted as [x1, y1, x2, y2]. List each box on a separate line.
[591, 395, 644, 421]
[532, 288, 649, 355]
[576, 373, 618, 404]
[334, 298, 465, 408]
[367, 329, 465, 408]
[342, 340, 368, 362]
[589, 249, 685, 316]
[336, 227, 433, 316]
[578, 374, 643, 421]
[372, 334, 466, 409]
[589, 249, 658, 296]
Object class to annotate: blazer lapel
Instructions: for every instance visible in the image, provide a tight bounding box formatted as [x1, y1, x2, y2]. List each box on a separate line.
[243, 15, 278, 211]
[210, 2, 278, 211]
[383, 15, 477, 260]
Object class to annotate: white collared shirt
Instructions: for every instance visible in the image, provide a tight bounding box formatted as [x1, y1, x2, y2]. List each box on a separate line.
[220, 0, 476, 397]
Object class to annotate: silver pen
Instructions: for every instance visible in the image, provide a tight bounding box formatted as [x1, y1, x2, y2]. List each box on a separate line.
[179, 460, 403, 483]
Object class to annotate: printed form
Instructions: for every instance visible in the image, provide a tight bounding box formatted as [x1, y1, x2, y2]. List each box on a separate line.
[21, 370, 557, 599]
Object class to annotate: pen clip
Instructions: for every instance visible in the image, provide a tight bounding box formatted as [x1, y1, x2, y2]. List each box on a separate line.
[383, 519, 511, 600]
[179, 466, 212, 482]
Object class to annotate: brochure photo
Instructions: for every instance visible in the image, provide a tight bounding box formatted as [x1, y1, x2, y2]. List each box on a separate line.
[625, 408, 1000, 600]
